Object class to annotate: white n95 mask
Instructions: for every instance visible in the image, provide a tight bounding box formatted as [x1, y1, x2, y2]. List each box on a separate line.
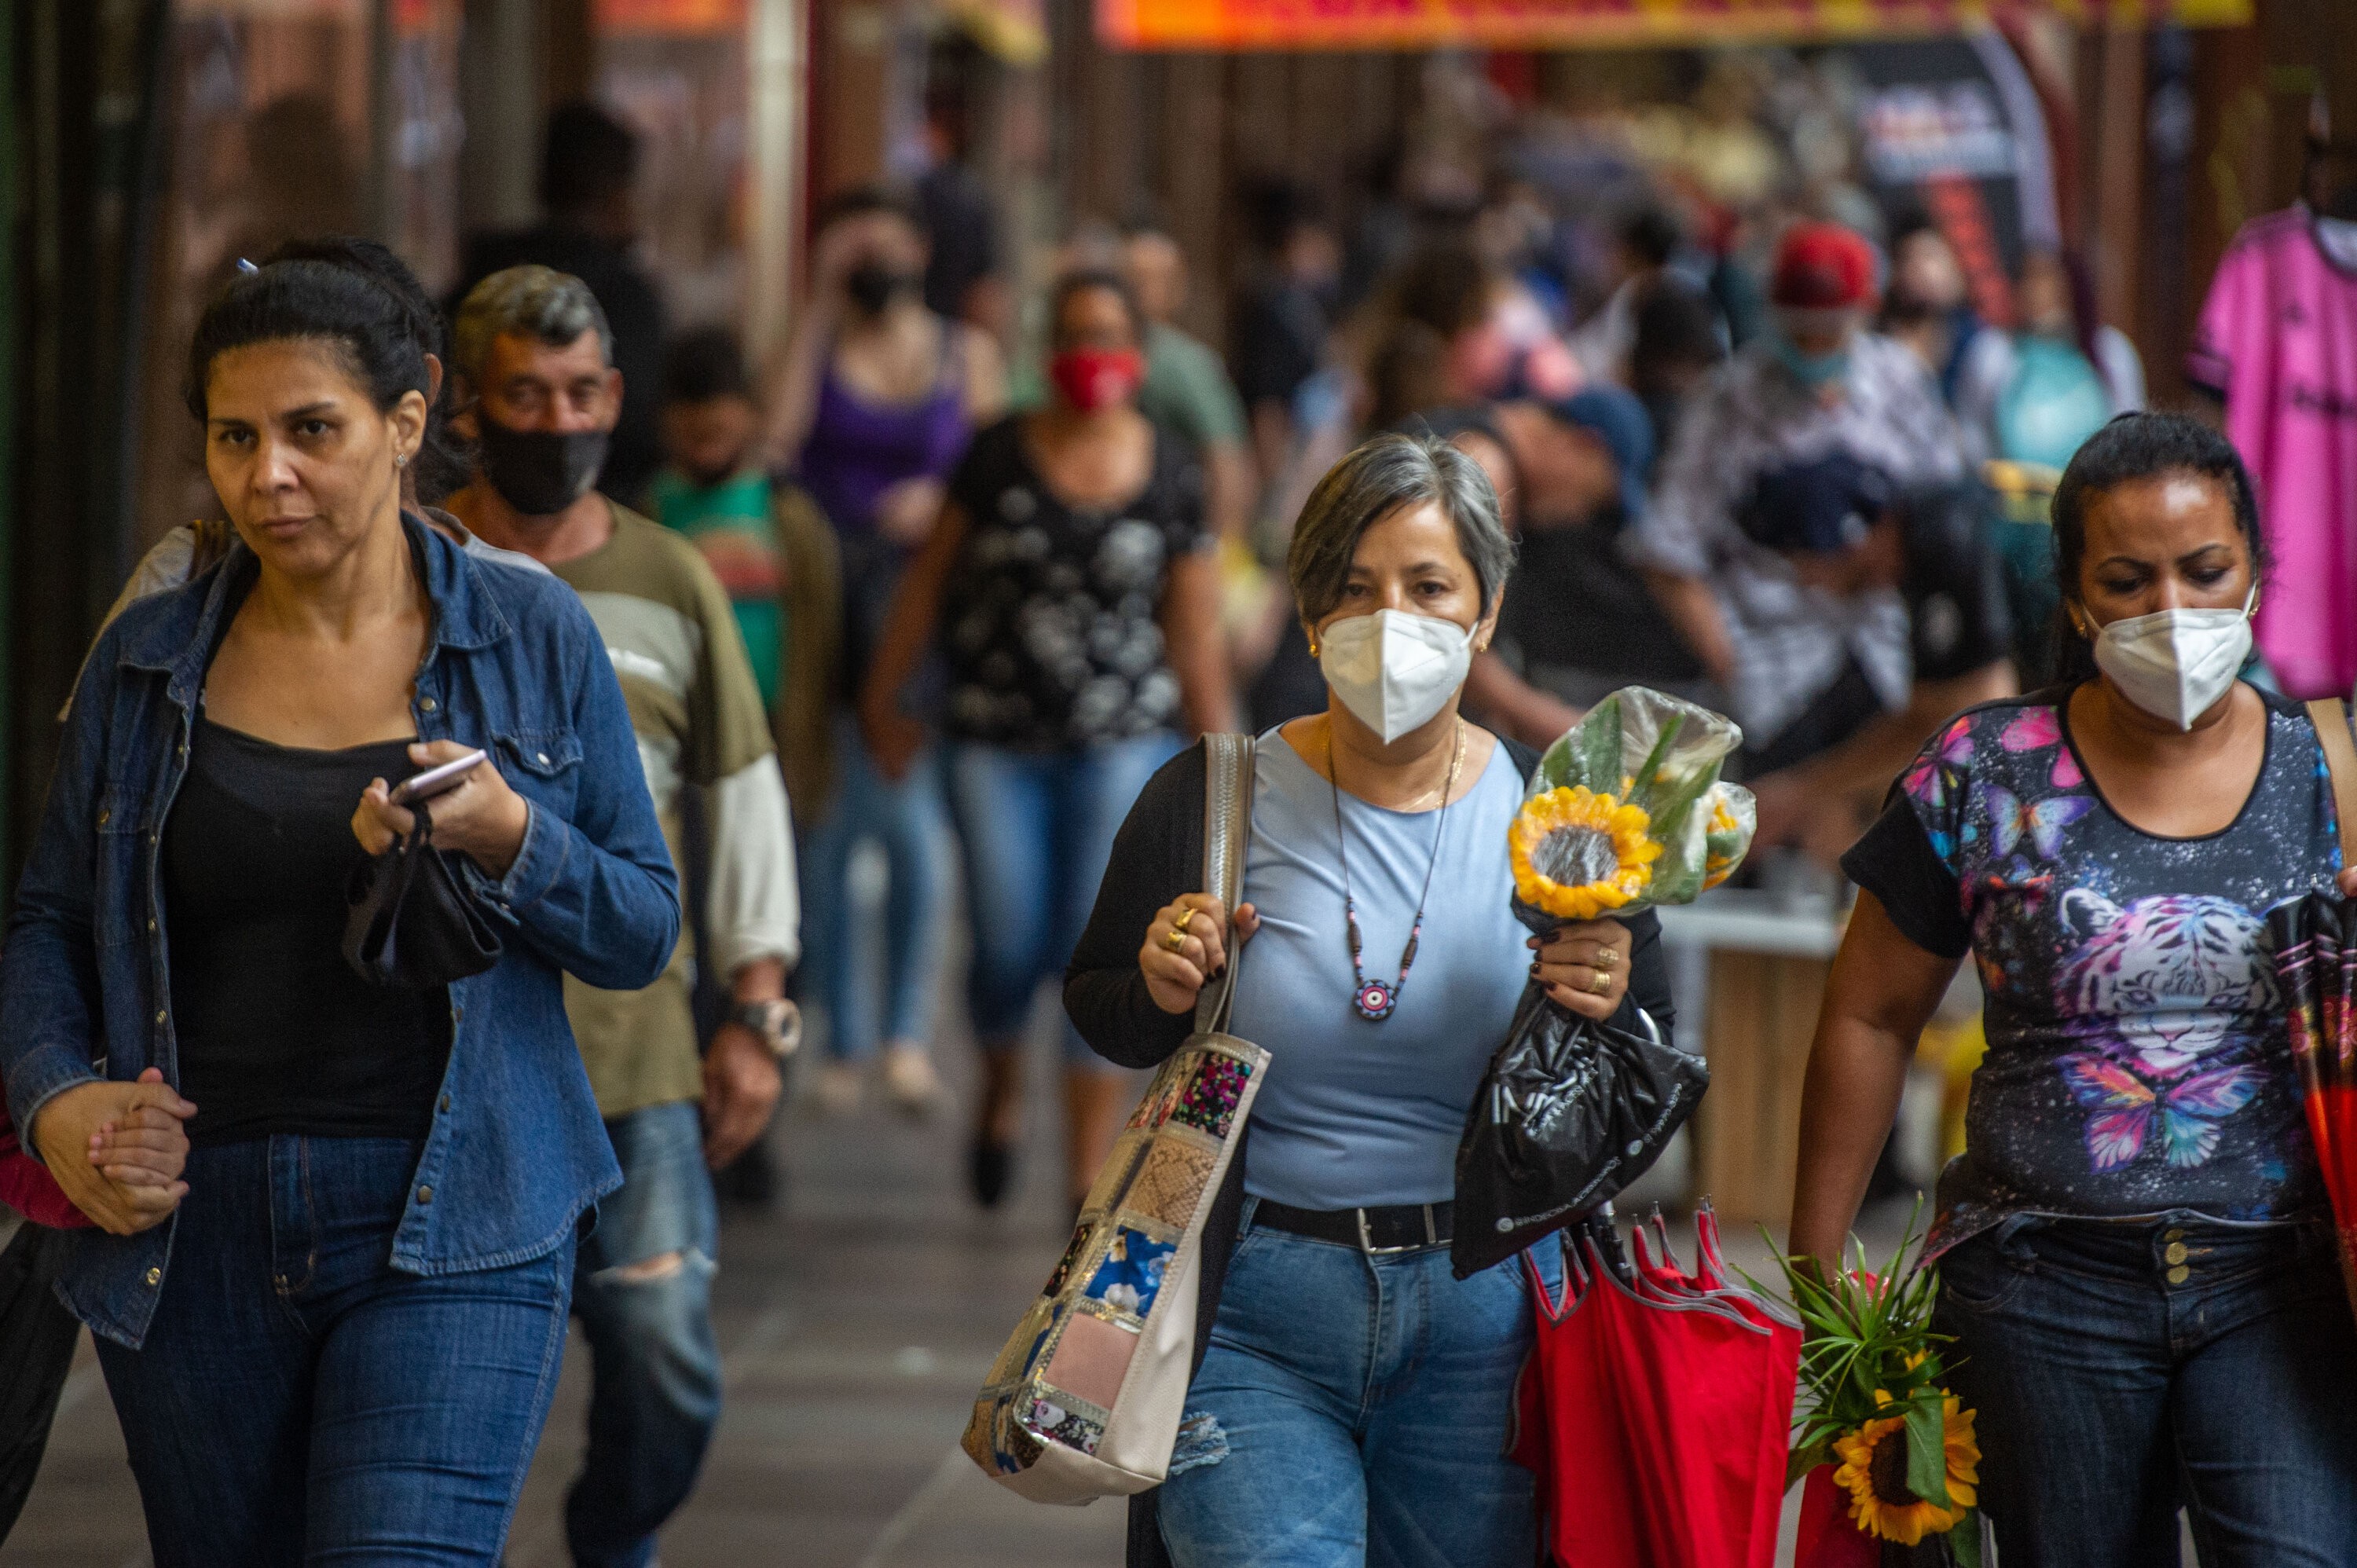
[1318, 609, 1476, 743]
[2091, 589, 2254, 731]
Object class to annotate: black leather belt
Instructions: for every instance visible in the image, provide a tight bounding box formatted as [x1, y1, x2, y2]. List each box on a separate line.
[1254, 1199, 1454, 1255]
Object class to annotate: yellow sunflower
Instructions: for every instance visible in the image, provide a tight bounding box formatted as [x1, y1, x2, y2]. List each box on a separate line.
[1702, 794, 1743, 890]
[1829, 1395, 1980, 1546]
[1509, 786, 1661, 921]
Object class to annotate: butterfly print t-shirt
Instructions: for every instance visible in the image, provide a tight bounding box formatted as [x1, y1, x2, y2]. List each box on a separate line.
[1842, 686, 2334, 1255]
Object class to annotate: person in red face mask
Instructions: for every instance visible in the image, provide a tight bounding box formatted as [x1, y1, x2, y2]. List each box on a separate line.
[862, 269, 1237, 1211]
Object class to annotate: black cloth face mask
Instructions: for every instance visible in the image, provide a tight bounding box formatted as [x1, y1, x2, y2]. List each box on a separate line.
[845, 262, 918, 317]
[475, 415, 608, 516]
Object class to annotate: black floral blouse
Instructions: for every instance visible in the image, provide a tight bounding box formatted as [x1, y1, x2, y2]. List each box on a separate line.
[938, 416, 1209, 751]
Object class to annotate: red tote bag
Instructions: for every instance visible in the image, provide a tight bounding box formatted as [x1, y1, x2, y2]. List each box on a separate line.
[1517, 1216, 1800, 1568]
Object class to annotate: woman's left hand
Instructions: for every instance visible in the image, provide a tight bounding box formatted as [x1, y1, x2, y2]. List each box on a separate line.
[354, 741, 531, 879]
[1530, 917, 1633, 1021]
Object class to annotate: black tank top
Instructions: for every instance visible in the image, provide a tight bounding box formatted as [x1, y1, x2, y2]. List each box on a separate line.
[164, 716, 451, 1145]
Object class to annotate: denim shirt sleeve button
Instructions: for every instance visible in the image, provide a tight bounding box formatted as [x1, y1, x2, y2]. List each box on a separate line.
[144, 1267, 160, 1286]
[416, 1185, 434, 1205]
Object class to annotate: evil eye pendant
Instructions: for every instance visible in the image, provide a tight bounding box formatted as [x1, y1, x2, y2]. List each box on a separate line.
[1354, 980, 1397, 1021]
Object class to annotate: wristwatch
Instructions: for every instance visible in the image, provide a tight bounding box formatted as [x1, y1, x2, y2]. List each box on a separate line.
[730, 998, 802, 1059]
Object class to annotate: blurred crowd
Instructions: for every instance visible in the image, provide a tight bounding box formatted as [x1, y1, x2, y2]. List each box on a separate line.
[593, 52, 2167, 1224]
[16, 35, 2357, 1562]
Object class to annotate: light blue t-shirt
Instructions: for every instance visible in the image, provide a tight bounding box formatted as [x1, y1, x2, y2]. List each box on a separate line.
[1230, 730, 1530, 1211]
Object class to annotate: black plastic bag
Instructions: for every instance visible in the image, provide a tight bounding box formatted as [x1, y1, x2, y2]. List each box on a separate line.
[1451, 913, 1708, 1278]
[343, 800, 504, 987]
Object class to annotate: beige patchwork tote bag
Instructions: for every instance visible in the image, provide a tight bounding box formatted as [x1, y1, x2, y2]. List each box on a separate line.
[963, 733, 1264, 1504]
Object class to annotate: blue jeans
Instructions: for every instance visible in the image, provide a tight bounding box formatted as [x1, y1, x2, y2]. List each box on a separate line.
[566, 1100, 724, 1568]
[944, 731, 1180, 1064]
[1937, 1212, 2357, 1567]
[801, 717, 951, 1060]
[94, 1136, 573, 1566]
[1154, 1206, 1546, 1567]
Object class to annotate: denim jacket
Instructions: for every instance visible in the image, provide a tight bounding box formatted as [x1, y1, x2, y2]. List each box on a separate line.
[0, 518, 680, 1348]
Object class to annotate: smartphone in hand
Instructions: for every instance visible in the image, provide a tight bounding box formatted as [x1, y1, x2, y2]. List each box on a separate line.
[390, 749, 487, 806]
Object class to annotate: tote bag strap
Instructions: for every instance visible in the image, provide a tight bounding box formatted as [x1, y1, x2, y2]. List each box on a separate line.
[2308, 698, 2357, 871]
[1194, 733, 1257, 1037]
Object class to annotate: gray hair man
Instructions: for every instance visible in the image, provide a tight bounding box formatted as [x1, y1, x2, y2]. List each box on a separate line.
[448, 263, 800, 1567]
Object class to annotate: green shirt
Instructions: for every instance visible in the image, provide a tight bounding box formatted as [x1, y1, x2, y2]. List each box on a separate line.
[646, 465, 786, 713]
[1138, 322, 1247, 449]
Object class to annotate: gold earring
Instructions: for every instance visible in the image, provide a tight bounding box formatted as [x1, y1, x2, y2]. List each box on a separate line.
[1308, 643, 1319, 659]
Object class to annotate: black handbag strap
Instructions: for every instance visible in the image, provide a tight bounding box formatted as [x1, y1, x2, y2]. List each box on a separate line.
[377, 804, 434, 930]
[1194, 734, 1257, 1037]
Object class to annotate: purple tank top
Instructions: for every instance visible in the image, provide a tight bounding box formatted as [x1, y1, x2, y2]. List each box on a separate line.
[796, 343, 972, 536]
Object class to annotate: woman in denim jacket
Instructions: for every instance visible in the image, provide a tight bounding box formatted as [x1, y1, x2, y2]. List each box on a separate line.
[0, 256, 678, 1563]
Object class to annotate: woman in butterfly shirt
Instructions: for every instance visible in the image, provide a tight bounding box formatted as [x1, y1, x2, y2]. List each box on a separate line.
[1790, 412, 2357, 1566]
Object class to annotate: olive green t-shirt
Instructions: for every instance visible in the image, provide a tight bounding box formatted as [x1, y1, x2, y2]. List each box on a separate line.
[554, 504, 778, 1117]
[1138, 322, 1247, 449]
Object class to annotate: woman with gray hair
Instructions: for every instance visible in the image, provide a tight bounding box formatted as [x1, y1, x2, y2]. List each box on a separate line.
[1064, 433, 1675, 1568]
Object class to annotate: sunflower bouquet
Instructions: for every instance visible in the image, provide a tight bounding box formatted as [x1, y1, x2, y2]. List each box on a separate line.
[1765, 1207, 1985, 1567]
[1450, 689, 1756, 1277]
[1508, 686, 1755, 923]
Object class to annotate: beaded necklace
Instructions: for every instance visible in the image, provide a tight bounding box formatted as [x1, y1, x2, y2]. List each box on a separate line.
[1329, 720, 1464, 1022]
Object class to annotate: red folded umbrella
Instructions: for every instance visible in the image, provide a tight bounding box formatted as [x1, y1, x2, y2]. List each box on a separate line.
[2265, 891, 2357, 1317]
[1516, 1212, 1800, 1568]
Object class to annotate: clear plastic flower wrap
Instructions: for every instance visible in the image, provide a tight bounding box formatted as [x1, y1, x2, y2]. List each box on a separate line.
[1510, 686, 1758, 921]
[1453, 687, 1758, 1277]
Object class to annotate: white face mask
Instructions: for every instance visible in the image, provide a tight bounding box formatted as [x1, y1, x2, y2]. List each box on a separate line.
[1318, 608, 1476, 744]
[2090, 588, 2255, 731]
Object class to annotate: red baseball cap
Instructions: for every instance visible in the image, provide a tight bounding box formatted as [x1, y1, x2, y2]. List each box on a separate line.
[1770, 222, 1878, 312]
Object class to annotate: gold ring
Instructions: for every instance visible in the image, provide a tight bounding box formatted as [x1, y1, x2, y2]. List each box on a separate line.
[1595, 948, 1617, 969]
[1173, 907, 1195, 935]
[1589, 969, 1613, 995]
[1163, 926, 1189, 952]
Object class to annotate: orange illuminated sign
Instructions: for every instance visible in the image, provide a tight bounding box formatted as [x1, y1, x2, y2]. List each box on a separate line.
[594, 0, 748, 35]
[1098, 0, 2250, 49]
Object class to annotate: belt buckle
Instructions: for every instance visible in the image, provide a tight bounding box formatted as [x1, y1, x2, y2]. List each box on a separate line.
[1355, 1205, 1434, 1256]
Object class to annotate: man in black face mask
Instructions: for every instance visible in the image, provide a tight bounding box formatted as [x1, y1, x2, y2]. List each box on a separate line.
[447, 265, 804, 1568]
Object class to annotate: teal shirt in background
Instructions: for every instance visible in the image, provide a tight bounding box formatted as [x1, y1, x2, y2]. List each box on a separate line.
[646, 466, 786, 713]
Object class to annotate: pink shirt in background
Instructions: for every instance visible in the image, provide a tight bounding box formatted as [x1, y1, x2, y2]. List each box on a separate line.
[2190, 205, 2357, 700]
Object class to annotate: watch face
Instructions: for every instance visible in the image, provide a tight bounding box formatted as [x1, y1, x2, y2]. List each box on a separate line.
[741, 998, 801, 1057]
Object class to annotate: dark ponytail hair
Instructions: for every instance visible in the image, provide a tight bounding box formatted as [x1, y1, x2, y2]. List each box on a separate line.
[2048, 411, 2266, 683]
[185, 238, 464, 504]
